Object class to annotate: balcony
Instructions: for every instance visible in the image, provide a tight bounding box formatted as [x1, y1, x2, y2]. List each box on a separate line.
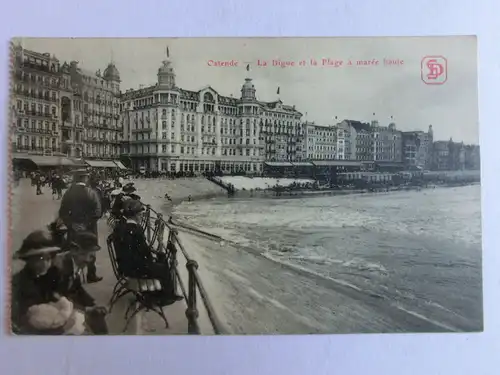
[16, 127, 54, 136]
[20, 110, 54, 119]
[131, 127, 153, 133]
[14, 145, 61, 154]
[14, 89, 58, 103]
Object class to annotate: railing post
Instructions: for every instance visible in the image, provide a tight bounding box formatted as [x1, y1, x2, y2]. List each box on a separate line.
[168, 230, 178, 293]
[145, 205, 151, 242]
[155, 213, 165, 252]
[185, 259, 199, 334]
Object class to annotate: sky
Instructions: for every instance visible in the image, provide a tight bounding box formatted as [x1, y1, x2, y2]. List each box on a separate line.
[17, 37, 478, 144]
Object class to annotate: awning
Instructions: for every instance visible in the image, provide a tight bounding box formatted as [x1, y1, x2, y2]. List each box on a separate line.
[113, 161, 128, 170]
[264, 162, 293, 167]
[17, 155, 79, 167]
[312, 160, 362, 167]
[85, 160, 118, 168]
[375, 161, 404, 167]
[291, 162, 313, 167]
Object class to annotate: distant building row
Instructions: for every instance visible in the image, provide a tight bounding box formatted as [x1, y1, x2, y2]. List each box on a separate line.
[9, 44, 480, 172]
[304, 121, 480, 171]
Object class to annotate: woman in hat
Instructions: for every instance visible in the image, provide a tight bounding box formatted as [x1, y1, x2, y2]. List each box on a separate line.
[122, 182, 141, 201]
[112, 199, 183, 305]
[11, 229, 65, 334]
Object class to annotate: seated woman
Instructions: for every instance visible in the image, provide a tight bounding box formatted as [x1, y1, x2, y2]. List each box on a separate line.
[11, 230, 66, 334]
[112, 199, 183, 304]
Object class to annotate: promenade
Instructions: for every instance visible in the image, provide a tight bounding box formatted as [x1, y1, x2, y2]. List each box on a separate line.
[11, 179, 189, 335]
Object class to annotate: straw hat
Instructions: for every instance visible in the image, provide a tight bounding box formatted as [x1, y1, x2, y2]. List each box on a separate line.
[26, 297, 86, 335]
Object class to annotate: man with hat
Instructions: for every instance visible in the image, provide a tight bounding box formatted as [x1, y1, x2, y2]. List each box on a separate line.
[59, 169, 103, 283]
[55, 231, 108, 334]
[11, 229, 65, 333]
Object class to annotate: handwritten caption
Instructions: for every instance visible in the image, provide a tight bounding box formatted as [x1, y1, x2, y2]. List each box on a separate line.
[207, 58, 404, 68]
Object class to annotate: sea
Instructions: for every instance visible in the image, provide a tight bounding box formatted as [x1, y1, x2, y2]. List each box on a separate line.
[168, 185, 482, 334]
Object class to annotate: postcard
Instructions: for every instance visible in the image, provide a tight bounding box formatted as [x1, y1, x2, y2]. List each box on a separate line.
[8, 37, 480, 335]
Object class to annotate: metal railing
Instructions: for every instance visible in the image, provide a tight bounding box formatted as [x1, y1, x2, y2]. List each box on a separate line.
[137, 204, 226, 335]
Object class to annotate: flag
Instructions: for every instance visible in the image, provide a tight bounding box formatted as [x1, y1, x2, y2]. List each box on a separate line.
[167, 46, 170, 58]
[246, 64, 250, 71]
[277, 87, 280, 95]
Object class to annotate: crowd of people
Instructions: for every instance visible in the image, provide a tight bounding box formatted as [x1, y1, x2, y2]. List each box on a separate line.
[11, 168, 183, 335]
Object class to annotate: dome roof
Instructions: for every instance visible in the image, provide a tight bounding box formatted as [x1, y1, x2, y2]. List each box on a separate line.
[103, 63, 120, 82]
[158, 60, 175, 75]
[242, 78, 255, 90]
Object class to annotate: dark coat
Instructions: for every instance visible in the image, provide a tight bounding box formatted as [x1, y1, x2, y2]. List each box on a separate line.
[112, 221, 155, 278]
[55, 253, 96, 310]
[59, 184, 102, 228]
[55, 253, 108, 334]
[11, 266, 61, 334]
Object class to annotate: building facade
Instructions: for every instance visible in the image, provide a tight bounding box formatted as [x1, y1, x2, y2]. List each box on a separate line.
[303, 122, 337, 160]
[64, 61, 122, 159]
[431, 140, 451, 170]
[431, 139, 469, 171]
[121, 58, 303, 173]
[335, 120, 354, 160]
[464, 144, 481, 170]
[402, 125, 433, 169]
[371, 121, 403, 162]
[11, 45, 63, 156]
[346, 120, 373, 161]
[10, 44, 122, 161]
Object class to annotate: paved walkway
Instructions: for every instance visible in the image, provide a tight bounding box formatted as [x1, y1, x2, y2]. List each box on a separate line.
[11, 179, 188, 335]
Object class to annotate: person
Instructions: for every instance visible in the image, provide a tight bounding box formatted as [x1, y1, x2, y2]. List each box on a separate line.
[35, 173, 43, 195]
[112, 199, 183, 304]
[11, 229, 65, 334]
[122, 182, 141, 200]
[47, 218, 68, 249]
[58, 169, 102, 283]
[53, 174, 65, 200]
[53, 231, 108, 334]
[110, 183, 140, 217]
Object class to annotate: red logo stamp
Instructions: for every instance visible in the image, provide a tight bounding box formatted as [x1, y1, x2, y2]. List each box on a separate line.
[421, 56, 447, 85]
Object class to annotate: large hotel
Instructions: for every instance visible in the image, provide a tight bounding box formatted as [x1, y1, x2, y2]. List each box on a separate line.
[120, 57, 304, 174]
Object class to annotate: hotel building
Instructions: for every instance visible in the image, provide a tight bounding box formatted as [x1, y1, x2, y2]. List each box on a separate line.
[402, 125, 433, 169]
[120, 57, 304, 173]
[63, 60, 122, 159]
[303, 121, 337, 160]
[11, 45, 63, 156]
